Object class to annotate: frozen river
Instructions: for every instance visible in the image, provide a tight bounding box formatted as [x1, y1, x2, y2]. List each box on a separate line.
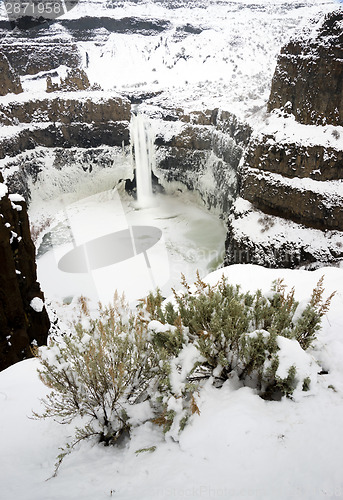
[36, 188, 226, 305]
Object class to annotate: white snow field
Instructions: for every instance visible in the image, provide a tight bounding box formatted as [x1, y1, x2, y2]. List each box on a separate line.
[1, 264, 343, 500]
[1, 0, 340, 117]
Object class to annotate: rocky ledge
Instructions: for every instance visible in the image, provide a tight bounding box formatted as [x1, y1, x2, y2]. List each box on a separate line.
[0, 92, 131, 193]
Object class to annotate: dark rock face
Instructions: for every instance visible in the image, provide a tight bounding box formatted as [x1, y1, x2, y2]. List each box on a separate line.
[0, 22, 81, 76]
[0, 52, 23, 96]
[0, 174, 50, 371]
[60, 16, 171, 40]
[0, 94, 131, 125]
[155, 109, 250, 213]
[268, 10, 343, 126]
[0, 95, 131, 164]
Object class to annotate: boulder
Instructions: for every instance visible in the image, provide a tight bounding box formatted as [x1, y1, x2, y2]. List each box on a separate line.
[47, 68, 91, 93]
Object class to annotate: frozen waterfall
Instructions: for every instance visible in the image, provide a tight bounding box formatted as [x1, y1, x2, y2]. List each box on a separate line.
[130, 112, 155, 207]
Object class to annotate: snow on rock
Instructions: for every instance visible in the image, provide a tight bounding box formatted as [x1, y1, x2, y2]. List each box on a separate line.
[251, 109, 343, 150]
[0, 182, 8, 199]
[30, 297, 44, 313]
[8, 193, 25, 203]
[10, 202, 22, 212]
[225, 197, 343, 267]
[244, 167, 343, 200]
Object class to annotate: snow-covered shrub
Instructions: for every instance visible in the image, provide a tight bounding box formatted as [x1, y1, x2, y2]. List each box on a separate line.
[35, 275, 334, 465]
[144, 273, 334, 414]
[148, 323, 205, 438]
[269, 276, 335, 350]
[34, 294, 168, 472]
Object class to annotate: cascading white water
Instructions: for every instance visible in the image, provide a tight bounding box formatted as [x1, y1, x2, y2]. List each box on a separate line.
[130, 113, 155, 207]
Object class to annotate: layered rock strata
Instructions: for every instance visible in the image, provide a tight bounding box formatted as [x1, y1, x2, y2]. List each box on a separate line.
[225, 10, 343, 268]
[0, 94, 131, 167]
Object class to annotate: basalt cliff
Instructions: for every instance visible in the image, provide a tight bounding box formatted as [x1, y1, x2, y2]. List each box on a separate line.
[0, 173, 49, 371]
[224, 10, 343, 268]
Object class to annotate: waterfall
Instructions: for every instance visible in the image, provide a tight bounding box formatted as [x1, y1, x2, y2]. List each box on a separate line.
[130, 113, 155, 207]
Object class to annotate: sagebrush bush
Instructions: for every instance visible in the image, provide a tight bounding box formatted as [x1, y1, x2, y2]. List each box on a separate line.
[144, 273, 335, 412]
[35, 274, 335, 469]
[35, 294, 169, 473]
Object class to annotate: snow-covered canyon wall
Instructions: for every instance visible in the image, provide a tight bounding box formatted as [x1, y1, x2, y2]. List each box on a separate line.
[225, 9, 343, 268]
[268, 10, 343, 127]
[0, 93, 131, 198]
[0, 2, 342, 288]
[153, 107, 250, 213]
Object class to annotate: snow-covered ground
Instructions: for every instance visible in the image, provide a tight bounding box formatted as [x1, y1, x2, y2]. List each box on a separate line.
[250, 109, 343, 150]
[1, 264, 343, 500]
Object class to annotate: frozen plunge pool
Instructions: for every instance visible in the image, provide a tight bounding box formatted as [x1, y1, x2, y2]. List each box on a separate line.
[35, 188, 227, 305]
